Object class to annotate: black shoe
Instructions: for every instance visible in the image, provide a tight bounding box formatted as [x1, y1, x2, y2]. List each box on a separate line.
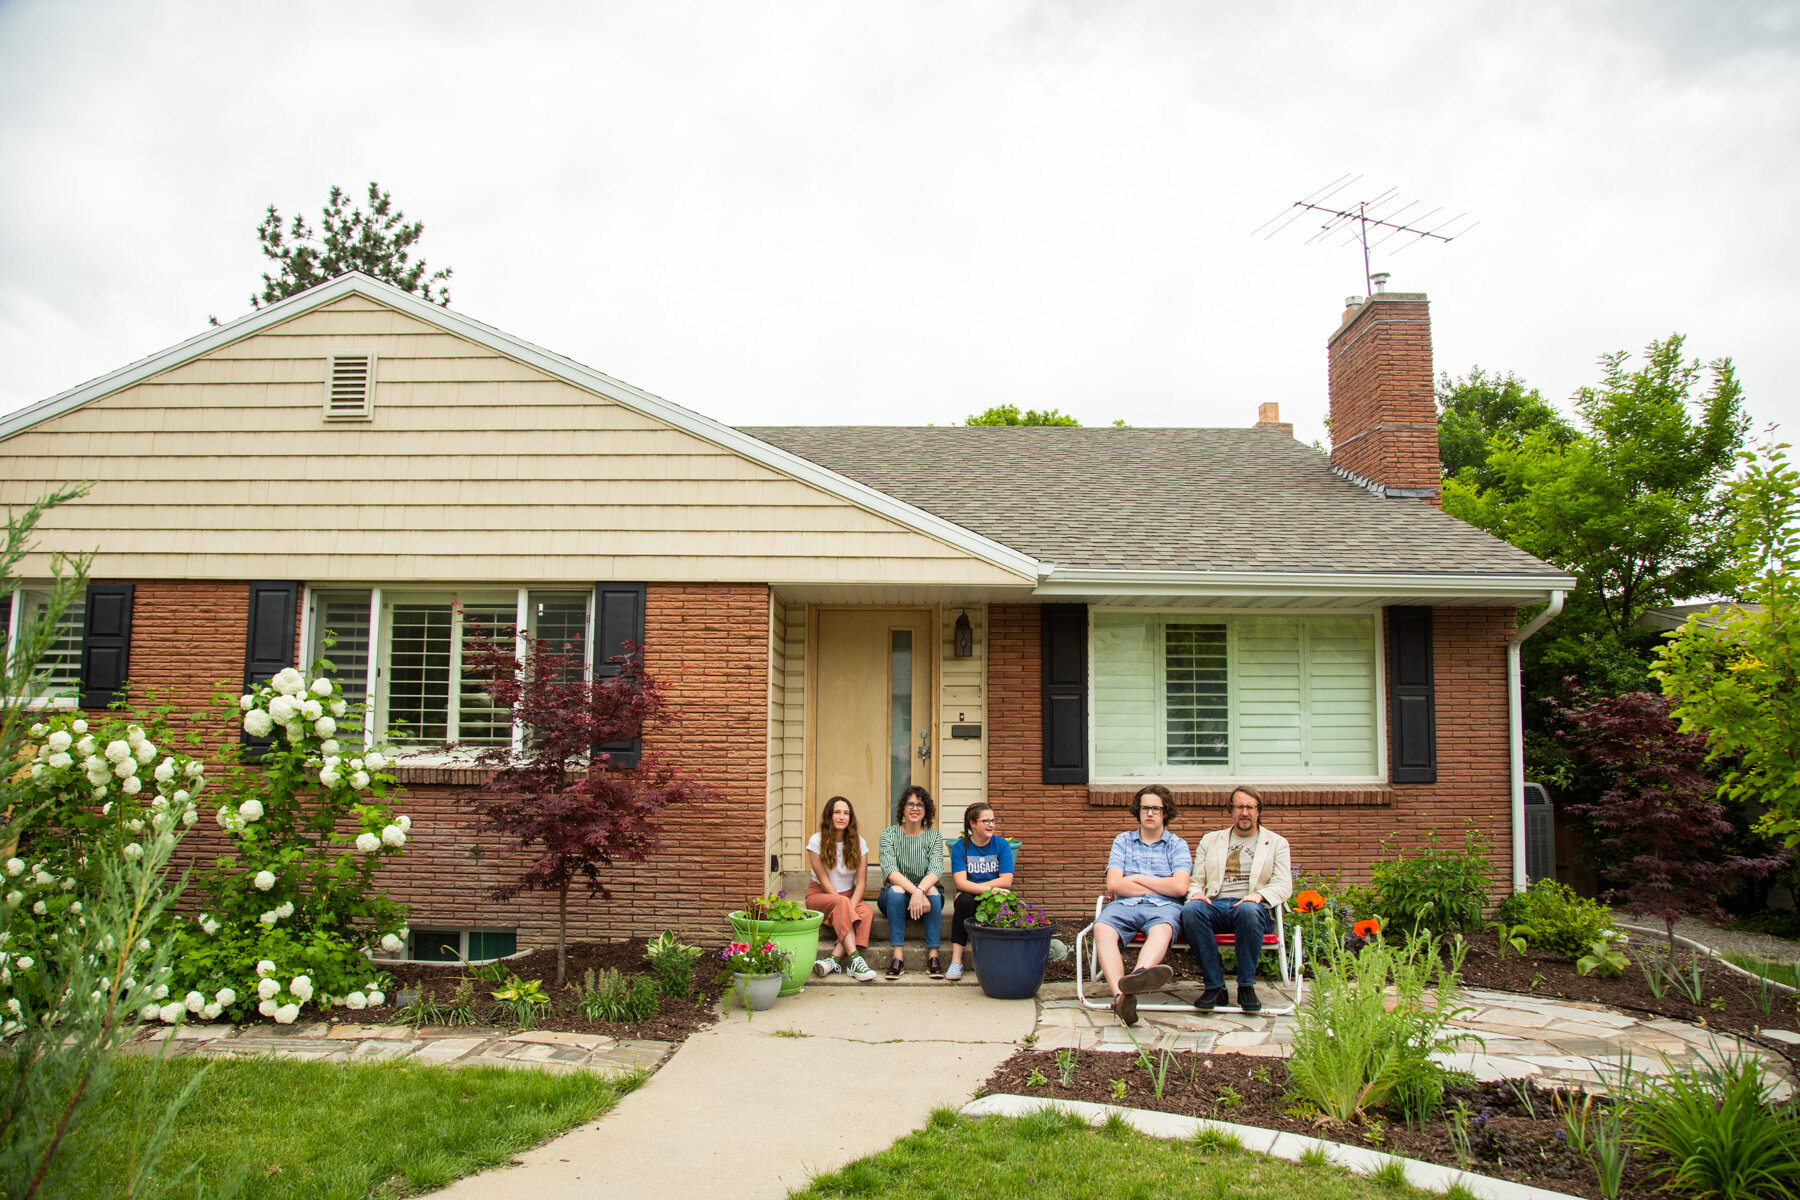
[1237, 985, 1262, 1013]
[1111, 992, 1138, 1026]
[1194, 986, 1228, 1012]
[1118, 964, 1173, 994]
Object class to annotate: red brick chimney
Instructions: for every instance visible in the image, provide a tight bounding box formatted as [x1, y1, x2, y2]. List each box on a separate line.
[1253, 401, 1293, 436]
[1326, 290, 1442, 507]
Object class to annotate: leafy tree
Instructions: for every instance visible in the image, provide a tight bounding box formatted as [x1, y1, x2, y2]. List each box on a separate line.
[249, 182, 453, 310]
[1551, 686, 1787, 947]
[1655, 436, 1800, 847]
[458, 631, 716, 985]
[963, 405, 1081, 426]
[1436, 367, 1577, 494]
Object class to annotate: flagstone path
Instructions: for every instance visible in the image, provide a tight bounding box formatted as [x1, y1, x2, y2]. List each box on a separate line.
[1029, 979, 1797, 1097]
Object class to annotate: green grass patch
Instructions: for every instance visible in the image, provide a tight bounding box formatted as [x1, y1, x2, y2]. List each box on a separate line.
[56, 1053, 641, 1199]
[790, 1108, 1440, 1200]
[1722, 950, 1800, 989]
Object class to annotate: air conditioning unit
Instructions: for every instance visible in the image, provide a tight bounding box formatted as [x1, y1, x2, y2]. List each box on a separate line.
[1523, 782, 1554, 884]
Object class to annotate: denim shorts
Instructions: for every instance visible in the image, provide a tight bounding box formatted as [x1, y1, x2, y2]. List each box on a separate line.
[1096, 898, 1181, 939]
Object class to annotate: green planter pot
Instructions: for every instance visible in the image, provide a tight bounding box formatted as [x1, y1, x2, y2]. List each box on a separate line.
[729, 909, 824, 997]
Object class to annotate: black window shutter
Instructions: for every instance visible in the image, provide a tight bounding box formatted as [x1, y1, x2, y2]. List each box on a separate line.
[1388, 606, 1437, 784]
[593, 583, 646, 768]
[241, 582, 300, 758]
[79, 583, 134, 711]
[1041, 603, 1088, 785]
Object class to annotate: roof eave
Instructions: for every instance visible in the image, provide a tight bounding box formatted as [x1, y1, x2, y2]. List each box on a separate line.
[1034, 567, 1578, 605]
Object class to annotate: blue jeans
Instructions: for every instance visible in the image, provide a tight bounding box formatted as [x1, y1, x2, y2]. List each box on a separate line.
[1181, 898, 1272, 988]
[881, 886, 943, 948]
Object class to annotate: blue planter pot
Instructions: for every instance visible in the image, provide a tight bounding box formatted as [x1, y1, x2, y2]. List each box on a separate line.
[966, 921, 1058, 1000]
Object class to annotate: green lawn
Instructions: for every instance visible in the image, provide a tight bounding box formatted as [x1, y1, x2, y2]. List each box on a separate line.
[54, 1053, 642, 1200]
[790, 1107, 1465, 1200]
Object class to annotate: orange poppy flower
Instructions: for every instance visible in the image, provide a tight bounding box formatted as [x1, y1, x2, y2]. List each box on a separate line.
[1294, 890, 1326, 914]
[1353, 918, 1381, 938]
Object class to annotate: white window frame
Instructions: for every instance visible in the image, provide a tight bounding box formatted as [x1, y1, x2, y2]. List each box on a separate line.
[2, 586, 85, 709]
[1087, 606, 1388, 785]
[300, 585, 594, 761]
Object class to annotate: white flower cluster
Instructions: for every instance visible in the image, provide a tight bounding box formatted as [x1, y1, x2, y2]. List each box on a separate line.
[26, 718, 204, 822]
[240, 667, 351, 748]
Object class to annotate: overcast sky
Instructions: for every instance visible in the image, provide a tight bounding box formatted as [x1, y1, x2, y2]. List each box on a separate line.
[2, 1, 1795, 452]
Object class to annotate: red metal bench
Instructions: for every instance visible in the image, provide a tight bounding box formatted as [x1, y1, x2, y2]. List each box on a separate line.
[1073, 894, 1305, 1016]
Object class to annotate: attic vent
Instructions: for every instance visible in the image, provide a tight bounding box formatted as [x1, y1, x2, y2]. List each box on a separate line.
[324, 355, 375, 420]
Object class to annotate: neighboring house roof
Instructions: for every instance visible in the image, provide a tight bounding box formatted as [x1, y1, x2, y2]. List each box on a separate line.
[1637, 601, 1761, 633]
[743, 426, 1571, 590]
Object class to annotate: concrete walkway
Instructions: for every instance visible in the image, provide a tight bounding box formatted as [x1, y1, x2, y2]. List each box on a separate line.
[421, 983, 1034, 1200]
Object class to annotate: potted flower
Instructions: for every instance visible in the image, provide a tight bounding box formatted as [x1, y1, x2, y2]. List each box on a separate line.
[719, 939, 794, 1014]
[727, 892, 823, 997]
[965, 889, 1058, 1000]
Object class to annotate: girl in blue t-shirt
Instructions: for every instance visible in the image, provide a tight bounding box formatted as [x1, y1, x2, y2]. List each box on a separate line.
[946, 803, 1015, 982]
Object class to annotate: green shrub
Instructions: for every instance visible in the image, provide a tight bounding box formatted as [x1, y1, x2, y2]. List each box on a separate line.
[1368, 829, 1492, 939]
[1626, 1052, 1800, 1199]
[1286, 930, 1481, 1124]
[644, 930, 703, 1000]
[576, 968, 658, 1022]
[1496, 879, 1618, 958]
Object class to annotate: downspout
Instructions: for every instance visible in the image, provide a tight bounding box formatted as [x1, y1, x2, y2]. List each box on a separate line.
[1507, 590, 1565, 892]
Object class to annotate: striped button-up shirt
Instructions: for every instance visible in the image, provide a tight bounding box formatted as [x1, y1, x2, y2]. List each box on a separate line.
[1106, 830, 1192, 907]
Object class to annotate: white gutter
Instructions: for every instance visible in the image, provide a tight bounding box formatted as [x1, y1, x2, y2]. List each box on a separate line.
[1036, 567, 1576, 604]
[1508, 590, 1565, 892]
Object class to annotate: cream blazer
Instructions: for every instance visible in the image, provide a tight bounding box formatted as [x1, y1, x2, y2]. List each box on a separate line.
[1188, 826, 1293, 909]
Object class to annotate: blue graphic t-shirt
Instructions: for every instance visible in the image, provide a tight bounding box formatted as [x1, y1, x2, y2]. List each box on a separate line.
[952, 835, 1015, 884]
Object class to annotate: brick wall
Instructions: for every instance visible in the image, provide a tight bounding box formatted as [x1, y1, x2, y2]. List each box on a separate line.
[1327, 293, 1442, 505]
[136, 580, 771, 947]
[987, 604, 1515, 926]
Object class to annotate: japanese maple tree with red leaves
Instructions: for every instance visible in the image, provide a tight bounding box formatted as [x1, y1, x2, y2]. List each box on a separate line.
[1552, 684, 1788, 951]
[457, 625, 716, 985]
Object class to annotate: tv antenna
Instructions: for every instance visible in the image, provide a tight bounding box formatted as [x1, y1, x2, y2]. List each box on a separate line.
[1253, 174, 1478, 295]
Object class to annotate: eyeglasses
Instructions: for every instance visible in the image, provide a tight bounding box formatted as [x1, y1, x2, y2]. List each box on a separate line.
[904, 801, 926, 810]
[976, 817, 997, 825]
[1231, 804, 1258, 812]
[1138, 806, 1165, 814]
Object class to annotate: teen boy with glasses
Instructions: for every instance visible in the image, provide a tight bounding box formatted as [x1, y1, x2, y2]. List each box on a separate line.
[1093, 783, 1190, 1026]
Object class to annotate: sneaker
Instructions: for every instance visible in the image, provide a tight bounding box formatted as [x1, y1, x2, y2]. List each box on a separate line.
[1111, 992, 1139, 1026]
[1237, 984, 1262, 1013]
[944, 962, 964, 981]
[813, 956, 842, 978]
[1193, 986, 1228, 1012]
[847, 955, 878, 982]
[1118, 963, 1174, 994]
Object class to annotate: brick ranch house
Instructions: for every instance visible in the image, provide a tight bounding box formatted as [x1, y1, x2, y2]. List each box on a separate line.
[0, 274, 1572, 955]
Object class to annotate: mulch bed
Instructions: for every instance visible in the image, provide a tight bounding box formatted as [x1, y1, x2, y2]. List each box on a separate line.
[984, 1050, 1657, 1200]
[990, 931, 1800, 1200]
[364, 937, 729, 1045]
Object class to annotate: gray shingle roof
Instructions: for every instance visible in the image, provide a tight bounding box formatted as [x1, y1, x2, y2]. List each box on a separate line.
[739, 426, 1561, 577]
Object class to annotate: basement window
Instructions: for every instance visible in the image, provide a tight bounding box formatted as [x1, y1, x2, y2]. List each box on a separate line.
[406, 929, 517, 963]
[324, 354, 376, 420]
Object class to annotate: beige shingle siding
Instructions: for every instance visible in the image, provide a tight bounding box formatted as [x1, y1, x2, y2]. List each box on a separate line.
[2, 296, 1031, 585]
[937, 605, 987, 822]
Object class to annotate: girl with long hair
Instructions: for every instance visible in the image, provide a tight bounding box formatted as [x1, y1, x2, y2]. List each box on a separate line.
[946, 803, 1014, 981]
[806, 796, 878, 981]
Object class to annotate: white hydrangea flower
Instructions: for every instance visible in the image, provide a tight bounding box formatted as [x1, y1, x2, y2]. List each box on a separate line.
[90, 783, 108, 801]
[181, 809, 198, 827]
[4, 892, 22, 908]
[290, 975, 313, 1003]
[258, 911, 277, 925]
[274, 1003, 299, 1024]
[45, 751, 73, 769]
[32, 901, 47, 915]
[397, 813, 411, 833]
[30, 722, 47, 738]
[121, 843, 143, 862]
[201, 1003, 222, 1020]
[366, 990, 385, 1006]
[310, 676, 333, 697]
[381, 825, 405, 848]
[133, 741, 155, 765]
[185, 990, 206, 1013]
[174, 789, 192, 805]
[320, 767, 342, 789]
[185, 761, 204, 778]
[320, 739, 341, 756]
[257, 978, 280, 1000]
[267, 695, 298, 724]
[397, 925, 409, 940]
[158, 1002, 186, 1024]
[154, 758, 176, 783]
[47, 730, 73, 752]
[253, 870, 275, 891]
[238, 799, 264, 823]
[351, 771, 370, 790]
[239, 694, 255, 710]
[344, 991, 367, 1009]
[16, 956, 33, 971]
[2, 859, 20, 876]
[152, 983, 169, 1000]
[285, 722, 305, 742]
[314, 717, 337, 738]
[328, 698, 348, 718]
[71, 719, 87, 734]
[68, 901, 81, 914]
[137, 938, 150, 951]
[275, 901, 294, 918]
[200, 915, 220, 935]
[380, 933, 404, 953]
[299, 699, 323, 722]
[126, 818, 143, 833]
[113, 758, 138, 779]
[34, 870, 54, 886]
[215, 987, 237, 1005]
[256, 959, 276, 977]
[121, 777, 143, 796]
[140, 1003, 161, 1021]
[258, 998, 278, 1017]
[355, 832, 380, 854]
[104, 739, 130, 763]
[271, 667, 305, 695]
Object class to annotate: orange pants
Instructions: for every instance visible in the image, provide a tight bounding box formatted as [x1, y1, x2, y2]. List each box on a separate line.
[807, 886, 874, 950]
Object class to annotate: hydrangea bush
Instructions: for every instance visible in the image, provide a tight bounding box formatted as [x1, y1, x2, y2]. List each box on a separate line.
[2, 713, 205, 1035]
[167, 666, 410, 1021]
